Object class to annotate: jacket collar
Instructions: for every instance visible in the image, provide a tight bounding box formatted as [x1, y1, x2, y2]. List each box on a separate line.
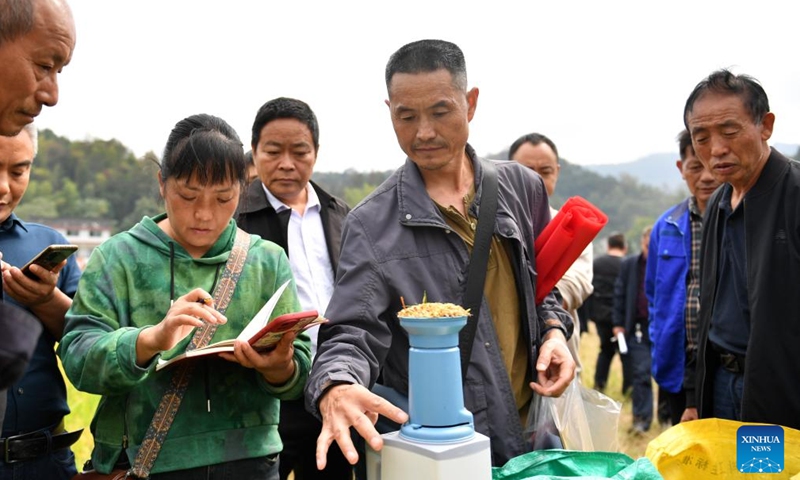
[238, 179, 336, 215]
[667, 197, 691, 223]
[397, 144, 483, 226]
[747, 147, 791, 200]
[238, 180, 271, 215]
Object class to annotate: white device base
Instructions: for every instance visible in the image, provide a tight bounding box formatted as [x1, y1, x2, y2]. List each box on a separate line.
[366, 430, 492, 480]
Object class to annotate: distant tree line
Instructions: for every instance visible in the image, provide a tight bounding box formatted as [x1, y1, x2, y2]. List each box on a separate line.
[19, 129, 161, 233]
[312, 157, 687, 254]
[24, 129, 797, 249]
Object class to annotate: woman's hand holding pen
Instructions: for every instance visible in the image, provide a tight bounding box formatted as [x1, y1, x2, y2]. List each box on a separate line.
[135, 288, 227, 366]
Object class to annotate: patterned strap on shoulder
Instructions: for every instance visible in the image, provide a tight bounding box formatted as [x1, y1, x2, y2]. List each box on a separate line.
[129, 228, 250, 479]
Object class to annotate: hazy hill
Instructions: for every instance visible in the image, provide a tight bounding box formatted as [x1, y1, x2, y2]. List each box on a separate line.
[313, 158, 685, 254]
[582, 143, 800, 190]
[582, 153, 681, 190]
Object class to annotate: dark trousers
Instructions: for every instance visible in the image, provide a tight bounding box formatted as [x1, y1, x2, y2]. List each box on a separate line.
[712, 366, 744, 421]
[657, 387, 671, 424]
[0, 447, 77, 480]
[665, 388, 686, 426]
[148, 455, 278, 480]
[621, 339, 653, 427]
[278, 397, 352, 480]
[0, 390, 5, 432]
[593, 321, 631, 393]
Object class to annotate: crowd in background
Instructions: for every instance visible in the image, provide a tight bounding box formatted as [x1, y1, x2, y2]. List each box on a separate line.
[2, 1, 800, 479]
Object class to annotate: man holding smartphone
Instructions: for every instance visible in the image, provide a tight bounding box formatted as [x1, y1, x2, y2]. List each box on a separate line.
[0, 2, 78, 477]
[0, 125, 82, 479]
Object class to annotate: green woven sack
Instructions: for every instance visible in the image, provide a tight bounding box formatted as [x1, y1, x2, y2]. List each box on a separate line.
[492, 449, 664, 479]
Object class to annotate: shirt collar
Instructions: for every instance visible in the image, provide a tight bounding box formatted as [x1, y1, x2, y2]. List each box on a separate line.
[689, 196, 702, 218]
[717, 184, 734, 213]
[262, 183, 319, 213]
[0, 213, 27, 233]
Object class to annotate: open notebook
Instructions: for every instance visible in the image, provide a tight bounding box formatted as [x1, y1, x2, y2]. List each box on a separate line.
[156, 280, 325, 371]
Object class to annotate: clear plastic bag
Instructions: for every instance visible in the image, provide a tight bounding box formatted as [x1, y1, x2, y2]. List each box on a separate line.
[526, 390, 563, 450]
[526, 379, 622, 452]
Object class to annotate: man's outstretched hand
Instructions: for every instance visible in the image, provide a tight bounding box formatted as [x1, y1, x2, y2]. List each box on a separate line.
[316, 383, 409, 470]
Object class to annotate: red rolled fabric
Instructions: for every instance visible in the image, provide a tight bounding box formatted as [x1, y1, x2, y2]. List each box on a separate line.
[535, 196, 608, 305]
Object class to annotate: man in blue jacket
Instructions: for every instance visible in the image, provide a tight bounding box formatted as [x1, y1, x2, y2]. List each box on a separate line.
[645, 130, 719, 426]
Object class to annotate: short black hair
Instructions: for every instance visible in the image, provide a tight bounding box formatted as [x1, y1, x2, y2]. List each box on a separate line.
[385, 39, 467, 93]
[676, 129, 693, 161]
[683, 69, 770, 128]
[607, 232, 626, 250]
[0, 0, 34, 45]
[161, 114, 246, 187]
[508, 133, 559, 161]
[251, 97, 319, 152]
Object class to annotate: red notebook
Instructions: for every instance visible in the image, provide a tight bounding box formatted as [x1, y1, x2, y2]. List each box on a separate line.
[247, 310, 324, 350]
[156, 280, 325, 371]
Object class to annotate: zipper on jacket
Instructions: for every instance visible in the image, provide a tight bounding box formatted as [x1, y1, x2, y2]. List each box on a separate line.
[204, 361, 211, 413]
[123, 395, 130, 449]
[167, 243, 221, 413]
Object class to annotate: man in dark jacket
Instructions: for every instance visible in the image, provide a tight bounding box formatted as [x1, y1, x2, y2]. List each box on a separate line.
[613, 227, 653, 434]
[236, 97, 352, 480]
[684, 69, 800, 430]
[306, 39, 574, 469]
[588, 232, 627, 393]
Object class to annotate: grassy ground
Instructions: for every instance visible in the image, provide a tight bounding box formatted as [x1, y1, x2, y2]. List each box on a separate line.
[577, 322, 669, 458]
[62, 322, 664, 472]
[60, 359, 100, 471]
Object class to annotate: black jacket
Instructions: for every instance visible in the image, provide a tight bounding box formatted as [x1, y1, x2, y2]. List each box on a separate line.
[588, 254, 623, 324]
[612, 253, 648, 341]
[235, 180, 350, 272]
[689, 148, 800, 429]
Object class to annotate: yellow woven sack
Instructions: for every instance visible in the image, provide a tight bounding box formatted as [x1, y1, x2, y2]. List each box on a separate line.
[645, 418, 800, 479]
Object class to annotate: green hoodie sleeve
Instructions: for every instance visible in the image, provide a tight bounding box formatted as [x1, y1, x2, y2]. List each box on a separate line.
[58, 245, 158, 395]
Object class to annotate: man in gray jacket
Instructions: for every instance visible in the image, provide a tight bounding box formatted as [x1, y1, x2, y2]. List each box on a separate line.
[306, 39, 575, 469]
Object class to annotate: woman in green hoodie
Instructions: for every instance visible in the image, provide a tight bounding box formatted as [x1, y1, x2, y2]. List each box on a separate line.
[58, 114, 311, 479]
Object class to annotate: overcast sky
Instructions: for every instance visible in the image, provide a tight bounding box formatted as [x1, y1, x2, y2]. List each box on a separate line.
[35, 0, 800, 172]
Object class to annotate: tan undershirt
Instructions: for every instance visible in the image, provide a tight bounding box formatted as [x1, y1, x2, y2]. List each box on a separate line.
[436, 186, 531, 425]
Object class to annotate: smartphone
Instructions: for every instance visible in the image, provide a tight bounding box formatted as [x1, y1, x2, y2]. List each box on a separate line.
[20, 244, 78, 279]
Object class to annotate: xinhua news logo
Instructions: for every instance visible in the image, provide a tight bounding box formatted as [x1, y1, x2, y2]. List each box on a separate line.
[737, 425, 784, 474]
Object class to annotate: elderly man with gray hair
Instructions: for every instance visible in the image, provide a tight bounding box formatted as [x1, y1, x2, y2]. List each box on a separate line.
[0, 0, 76, 137]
